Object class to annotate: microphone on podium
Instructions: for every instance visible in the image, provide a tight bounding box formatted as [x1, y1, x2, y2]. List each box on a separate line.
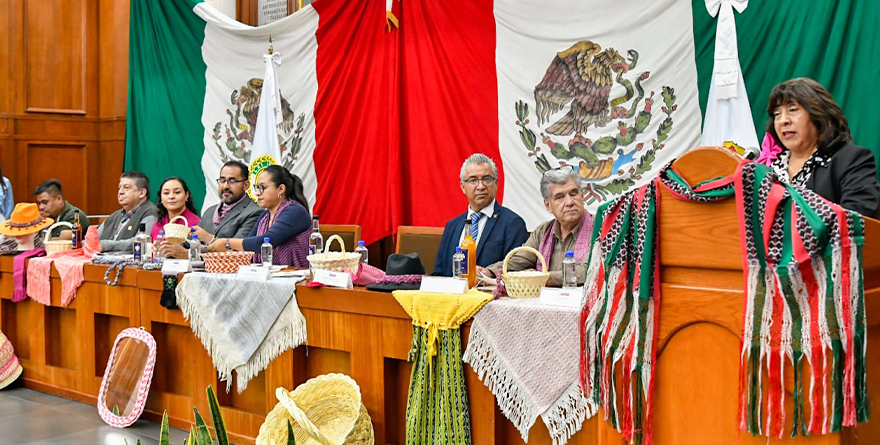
[742, 146, 761, 160]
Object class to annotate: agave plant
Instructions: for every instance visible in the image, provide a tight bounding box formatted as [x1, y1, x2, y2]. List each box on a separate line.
[147, 385, 294, 445]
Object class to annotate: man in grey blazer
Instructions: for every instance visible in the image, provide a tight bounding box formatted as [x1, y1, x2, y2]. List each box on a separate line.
[157, 161, 262, 258]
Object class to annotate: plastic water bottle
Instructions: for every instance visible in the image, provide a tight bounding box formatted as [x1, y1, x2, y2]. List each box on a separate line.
[189, 234, 201, 262]
[153, 230, 166, 260]
[261, 237, 273, 267]
[355, 240, 368, 265]
[562, 251, 577, 288]
[452, 247, 465, 279]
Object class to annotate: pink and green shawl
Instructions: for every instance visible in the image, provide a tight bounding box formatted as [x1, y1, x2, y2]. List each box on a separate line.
[580, 161, 868, 444]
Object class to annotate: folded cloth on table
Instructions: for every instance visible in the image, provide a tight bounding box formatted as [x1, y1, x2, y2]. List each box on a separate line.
[27, 227, 100, 306]
[463, 298, 594, 445]
[12, 248, 46, 302]
[176, 272, 307, 393]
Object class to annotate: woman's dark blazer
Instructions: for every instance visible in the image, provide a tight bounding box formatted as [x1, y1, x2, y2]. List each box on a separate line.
[806, 143, 880, 218]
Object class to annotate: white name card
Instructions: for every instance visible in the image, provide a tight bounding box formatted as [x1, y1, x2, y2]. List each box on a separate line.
[419, 276, 467, 295]
[161, 259, 191, 275]
[237, 265, 271, 281]
[312, 269, 353, 289]
[539, 287, 583, 309]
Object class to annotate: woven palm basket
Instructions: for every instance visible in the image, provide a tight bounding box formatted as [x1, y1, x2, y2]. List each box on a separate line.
[257, 373, 374, 445]
[307, 234, 362, 272]
[43, 221, 73, 255]
[163, 215, 190, 243]
[502, 246, 550, 299]
[201, 251, 254, 274]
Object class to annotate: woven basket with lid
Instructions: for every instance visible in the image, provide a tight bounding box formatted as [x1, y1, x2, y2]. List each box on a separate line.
[306, 234, 362, 272]
[502, 246, 550, 299]
[257, 373, 374, 445]
[43, 221, 73, 255]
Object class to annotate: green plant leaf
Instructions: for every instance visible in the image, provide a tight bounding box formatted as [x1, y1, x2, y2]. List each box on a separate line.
[113, 404, 120, 416]
[193, 408, 213, 445]
[160, 411, 170, 445]
[287, 419, 296, 445]
[206, 385, 229, 445]
[187, 426, 196, 445]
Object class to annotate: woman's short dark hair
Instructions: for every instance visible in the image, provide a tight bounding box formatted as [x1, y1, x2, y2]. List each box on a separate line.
[261, 165, 309, 211]
[0, 162, 6, 193]
[156, 177, 199, 221]
[766, 77, 852, 154]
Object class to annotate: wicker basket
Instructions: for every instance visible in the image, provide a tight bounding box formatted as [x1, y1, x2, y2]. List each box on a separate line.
[257, 373, 374, 445]
[163, 215, 190, 243]
[306, 234, 362, 272]
[43, 221, 74, 255]
[502, 246, 550, 299]
[201, 251, 255, 274]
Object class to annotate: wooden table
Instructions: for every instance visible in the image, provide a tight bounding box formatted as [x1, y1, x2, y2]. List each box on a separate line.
[0, 259, 594, 444]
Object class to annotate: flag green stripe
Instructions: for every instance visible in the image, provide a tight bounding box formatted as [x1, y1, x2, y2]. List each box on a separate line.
[125, 0, 208, 208]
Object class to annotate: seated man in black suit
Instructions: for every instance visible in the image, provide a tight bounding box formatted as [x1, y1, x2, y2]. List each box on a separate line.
[433, 153, 529, 276]
[157, 161, 262, 259]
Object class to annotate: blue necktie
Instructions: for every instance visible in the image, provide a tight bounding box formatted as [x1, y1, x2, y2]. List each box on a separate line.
[471, 213, 482, 242]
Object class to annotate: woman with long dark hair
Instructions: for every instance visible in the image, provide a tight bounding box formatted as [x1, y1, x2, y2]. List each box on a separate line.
[0, 162, 13, 221]
[759, 78, 879, 216]
[152, 177, 201, 257]
[207, 165, 311, 266]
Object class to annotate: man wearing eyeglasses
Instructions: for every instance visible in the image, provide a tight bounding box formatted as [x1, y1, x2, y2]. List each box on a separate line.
[193, 161, 263, 244]
[483, 165, 594, 287]
[433, 153, 529, 276]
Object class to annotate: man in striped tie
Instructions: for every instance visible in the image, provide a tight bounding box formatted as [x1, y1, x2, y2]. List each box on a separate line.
[432, 154, 529, 277]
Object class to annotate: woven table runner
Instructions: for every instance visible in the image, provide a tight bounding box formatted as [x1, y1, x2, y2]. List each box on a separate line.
[393, 288, 494, 445]
[176, 273, 307, 393]
[463, 298, 593, 445]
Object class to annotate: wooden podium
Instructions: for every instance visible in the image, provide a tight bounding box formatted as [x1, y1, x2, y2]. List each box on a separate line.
[596, 147, 880, 444]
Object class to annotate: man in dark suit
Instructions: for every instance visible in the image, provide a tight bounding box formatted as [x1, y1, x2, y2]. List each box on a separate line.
[158, 161, 262, 258]
[433, 154, 529, 276]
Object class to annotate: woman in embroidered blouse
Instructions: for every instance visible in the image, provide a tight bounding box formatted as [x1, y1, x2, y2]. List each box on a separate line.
[207, 165, 311, 266]
[759, 78, 879, 217]
[152, 177, 201, 256]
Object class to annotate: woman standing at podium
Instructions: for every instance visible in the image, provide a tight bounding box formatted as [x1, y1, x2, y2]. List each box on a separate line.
[760, 77, 879, 217]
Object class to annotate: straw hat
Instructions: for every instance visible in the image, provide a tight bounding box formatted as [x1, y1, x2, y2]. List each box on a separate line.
[0, 203, 53, 237]
[0, 330, 23, 390]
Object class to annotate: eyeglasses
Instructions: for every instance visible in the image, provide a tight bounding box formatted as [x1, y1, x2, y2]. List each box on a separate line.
[542, 165, 574, 177]
[462, 176, 497, 187]
[253, 184, 272, 194]
[216, 178, 246, 186]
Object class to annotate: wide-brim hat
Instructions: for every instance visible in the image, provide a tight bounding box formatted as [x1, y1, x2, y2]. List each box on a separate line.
[0, 331, 23, 390]
[366, 252, 426, 293]
[0, 203, 54, 237]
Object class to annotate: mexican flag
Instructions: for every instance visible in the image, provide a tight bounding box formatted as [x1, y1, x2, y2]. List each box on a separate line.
[125, 0, 400, 244]
[493, 0, 703, 228]
[126, 0, 319, 214]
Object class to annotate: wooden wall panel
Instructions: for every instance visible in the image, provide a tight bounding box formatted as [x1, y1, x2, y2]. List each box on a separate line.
[21, 141, 89, 208]
[24, 0, 88, 114]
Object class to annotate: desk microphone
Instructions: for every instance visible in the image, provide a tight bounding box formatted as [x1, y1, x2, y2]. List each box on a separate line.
[743, 146, 761, 160]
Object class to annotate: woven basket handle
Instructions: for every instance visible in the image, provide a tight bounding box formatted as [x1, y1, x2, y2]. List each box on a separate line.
[43, 221, 73, 243]
[502, 246, 546, 275]
[168, 215, 189, 226]
[275, 387, 331, 445]
[325, 234, 345, 253]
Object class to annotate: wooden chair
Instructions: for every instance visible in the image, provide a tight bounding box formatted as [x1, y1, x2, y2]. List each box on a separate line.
[395, 226, 444, 274]
[320, 224, 361, 252]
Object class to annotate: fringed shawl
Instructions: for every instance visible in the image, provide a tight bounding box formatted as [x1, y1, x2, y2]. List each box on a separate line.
[580, 161, 868, 444]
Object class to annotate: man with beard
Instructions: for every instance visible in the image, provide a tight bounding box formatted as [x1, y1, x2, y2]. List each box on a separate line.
[482, 166, 594, 287]
[433, 153, 529, 276]
[157, 161, 262, 259]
